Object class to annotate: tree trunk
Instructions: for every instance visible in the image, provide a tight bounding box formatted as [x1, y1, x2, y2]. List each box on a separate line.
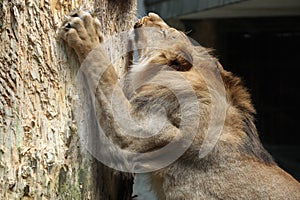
[0, 0, 136, 199]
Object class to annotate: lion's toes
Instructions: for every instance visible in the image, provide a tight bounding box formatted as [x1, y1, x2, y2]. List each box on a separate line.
[59, 9, 103, 62]
[64, 17, 89, 41]
[134, 12, 169, 29]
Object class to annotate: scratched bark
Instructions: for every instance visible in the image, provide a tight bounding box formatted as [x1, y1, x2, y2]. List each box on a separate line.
[0, 0, 136, 199]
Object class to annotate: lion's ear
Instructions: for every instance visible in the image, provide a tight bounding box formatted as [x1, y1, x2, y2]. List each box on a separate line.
[166, 48, 193, 71]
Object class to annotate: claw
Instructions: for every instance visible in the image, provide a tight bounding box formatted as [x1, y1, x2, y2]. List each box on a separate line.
[70, 13, 79, 17]
[92, 7, 101, 17]
[64, 23, 72, 30]
[80, 3, 91, 13]
[65, 15, 71, 20]
[134, 22, 142, 29]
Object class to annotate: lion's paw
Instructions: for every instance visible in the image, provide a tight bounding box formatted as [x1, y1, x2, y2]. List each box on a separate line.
[58, 9, 103, 62]
[134, 13, 169, 29]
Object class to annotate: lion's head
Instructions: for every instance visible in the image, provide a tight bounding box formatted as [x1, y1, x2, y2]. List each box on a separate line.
[129, 12, 274, 165]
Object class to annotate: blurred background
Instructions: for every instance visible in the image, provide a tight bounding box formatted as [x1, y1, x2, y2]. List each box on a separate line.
[138, 0, 300, 181]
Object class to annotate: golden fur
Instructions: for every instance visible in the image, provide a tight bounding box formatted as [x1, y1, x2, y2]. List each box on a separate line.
[59, 10, 300, 199]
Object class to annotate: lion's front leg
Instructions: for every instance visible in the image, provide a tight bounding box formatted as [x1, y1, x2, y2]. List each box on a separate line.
[58, 8, 120, 99]
[58, 8, 137, 147]
[58, 10, 183, 173]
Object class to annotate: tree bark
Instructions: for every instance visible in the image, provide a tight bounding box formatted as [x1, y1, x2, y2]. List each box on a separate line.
[0, 0, 136, 199]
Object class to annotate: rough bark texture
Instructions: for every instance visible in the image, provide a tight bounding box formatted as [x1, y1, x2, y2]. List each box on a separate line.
[0, 0, 136, 199]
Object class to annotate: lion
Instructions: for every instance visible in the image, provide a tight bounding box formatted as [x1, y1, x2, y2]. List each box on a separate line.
[58, 9, 300, 200]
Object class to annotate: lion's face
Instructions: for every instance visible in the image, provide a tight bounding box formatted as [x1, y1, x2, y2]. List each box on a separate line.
[129, 13, 219, 99]
[123, 14, 218, 139]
